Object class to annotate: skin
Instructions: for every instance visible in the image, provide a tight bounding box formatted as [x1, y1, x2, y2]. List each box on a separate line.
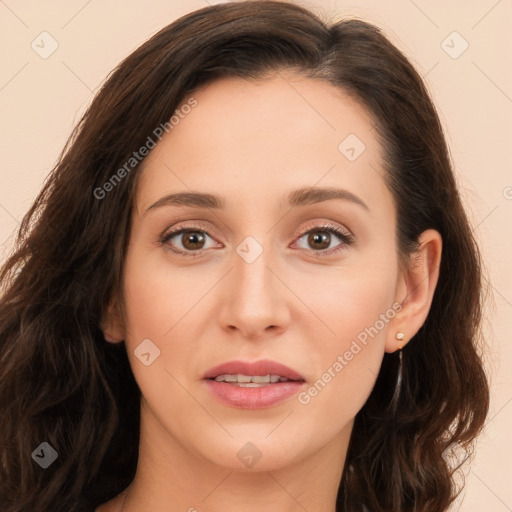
[98, 71, 442, 512]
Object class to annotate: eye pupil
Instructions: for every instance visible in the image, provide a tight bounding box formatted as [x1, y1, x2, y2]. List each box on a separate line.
[308, 231, 330, 250]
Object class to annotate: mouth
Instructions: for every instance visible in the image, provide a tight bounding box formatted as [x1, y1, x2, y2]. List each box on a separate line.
[202, 359, 305, 409]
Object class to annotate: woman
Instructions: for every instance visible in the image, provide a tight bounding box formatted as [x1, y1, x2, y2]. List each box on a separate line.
[0, 1, 489, 511]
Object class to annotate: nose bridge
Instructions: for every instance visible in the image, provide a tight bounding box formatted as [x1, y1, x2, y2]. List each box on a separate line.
[233, 234, 276, 308]
[218, 232, 290, 337]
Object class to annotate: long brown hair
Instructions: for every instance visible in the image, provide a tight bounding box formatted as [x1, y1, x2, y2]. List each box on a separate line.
[0, 2, 489, 510]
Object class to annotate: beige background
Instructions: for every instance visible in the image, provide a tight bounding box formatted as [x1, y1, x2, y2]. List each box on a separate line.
[0, 1, 510, 510]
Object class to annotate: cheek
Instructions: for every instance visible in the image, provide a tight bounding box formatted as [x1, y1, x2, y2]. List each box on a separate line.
[293, 253, 397, 348]
[293, 260, 397, 422]
[119, 250, 209, 423]
[121, 247, 210, 342]
[120, 245, 227, 401]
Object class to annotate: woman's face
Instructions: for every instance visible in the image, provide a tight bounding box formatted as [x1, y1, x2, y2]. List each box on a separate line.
[112, 72, 406, 472]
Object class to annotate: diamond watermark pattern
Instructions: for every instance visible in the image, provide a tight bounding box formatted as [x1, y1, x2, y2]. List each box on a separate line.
[134, 338, 161, 366]
[441, 31, 469, 59]
[31, 31, 59, 59]
[237, 442, 263, 468]
[338, 134, 366, 161]
[31, 442, 58, 469]
[236, 236, 263, 264]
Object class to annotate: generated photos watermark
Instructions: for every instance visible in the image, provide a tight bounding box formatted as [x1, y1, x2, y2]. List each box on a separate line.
[297, 301, 402, 405]
[93, 96, 198, 200]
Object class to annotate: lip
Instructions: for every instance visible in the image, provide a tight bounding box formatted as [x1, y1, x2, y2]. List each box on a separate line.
[203, 359, 305, 381]
[202, 359, 306, 410]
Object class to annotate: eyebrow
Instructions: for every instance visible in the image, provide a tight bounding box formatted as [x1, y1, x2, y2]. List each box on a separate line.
[144, 186, 369, 214]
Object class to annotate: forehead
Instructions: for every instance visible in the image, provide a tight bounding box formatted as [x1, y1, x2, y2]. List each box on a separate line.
[136, 71, 391, 218]
[166, 72, 378, 159]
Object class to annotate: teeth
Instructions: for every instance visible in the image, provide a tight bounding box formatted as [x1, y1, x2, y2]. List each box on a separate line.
[213, 373, 290, 384]
[251, 375, 270, 384]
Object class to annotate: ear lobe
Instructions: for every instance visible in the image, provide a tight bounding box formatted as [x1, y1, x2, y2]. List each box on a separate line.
[100, 297, 126, 344]
[103, 331, 124, 343]
[385, 229, 442, 353]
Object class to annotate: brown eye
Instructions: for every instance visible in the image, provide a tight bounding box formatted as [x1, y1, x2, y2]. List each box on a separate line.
[307, 231, 331, 250]
[180, 231, 206, 250]
[160, 227, 218, 256]
[294, 224, 354, 255]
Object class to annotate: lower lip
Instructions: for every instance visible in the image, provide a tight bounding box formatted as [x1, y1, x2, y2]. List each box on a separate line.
[203, 379, 305, 409]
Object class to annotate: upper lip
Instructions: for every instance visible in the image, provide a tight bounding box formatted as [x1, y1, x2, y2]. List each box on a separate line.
[203, 359, 305, 381]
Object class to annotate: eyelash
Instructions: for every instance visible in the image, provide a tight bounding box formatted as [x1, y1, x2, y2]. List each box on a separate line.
[158, 222, 354, 258]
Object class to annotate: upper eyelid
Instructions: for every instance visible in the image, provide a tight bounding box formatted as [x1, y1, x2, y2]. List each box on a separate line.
[161, 220, 217, 237]
[161, 220, 350, 236]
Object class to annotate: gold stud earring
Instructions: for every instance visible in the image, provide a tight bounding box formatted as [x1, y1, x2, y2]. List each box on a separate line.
[395, 331, 405, 349]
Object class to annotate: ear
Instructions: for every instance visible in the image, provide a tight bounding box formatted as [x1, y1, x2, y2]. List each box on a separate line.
[386, 229, 442, 353]
[100, 295, 126, 344]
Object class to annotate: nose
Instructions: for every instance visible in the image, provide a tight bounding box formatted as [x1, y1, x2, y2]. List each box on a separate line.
[217, 240, 291, 340]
